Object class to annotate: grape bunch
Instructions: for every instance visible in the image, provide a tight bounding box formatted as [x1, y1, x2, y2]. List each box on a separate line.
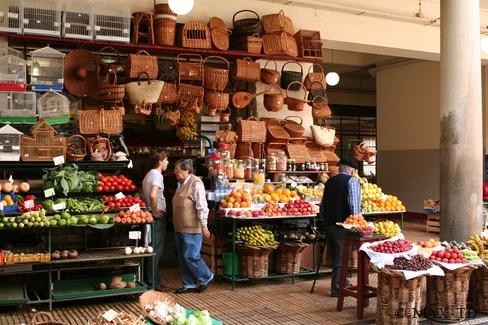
[386, 255, 433, 271]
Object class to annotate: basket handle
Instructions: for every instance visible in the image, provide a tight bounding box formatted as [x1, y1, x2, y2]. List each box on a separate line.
[287, 137, 308, 145]
[286, 81, 307, 99]
[284, 115, 303, 126]
[30, 312, 55, 325]
[312, 94, 328, 105]
[177, 53, 203, 64]
[99, 46, 120, 57]
[307, 63, 324, 75]
[267, 142, 287, 151]
[309, 81, 326, 91]
[106, 71, 118, 86]
[251, 33, 261, 38]
[263, 59, 277, 71]
[136, 50, 152, 56]
[266, 83, 282, 95]
[137, 72, 152, 84]
[203, 55, 230, 70]
[233, 9, 260, 24]
[281, 60, 303, 74]
[247, 116, 259, 121]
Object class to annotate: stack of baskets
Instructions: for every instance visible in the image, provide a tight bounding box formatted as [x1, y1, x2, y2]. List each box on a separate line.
[373, 265, 424, 325]
[203, 56, 229, 115]
[237, 244, 276, 278]
[274, 242, 309, 274]
[154, 3, 176, 46]
[262, 10, 298, 57]
[231, 10, 263, 54]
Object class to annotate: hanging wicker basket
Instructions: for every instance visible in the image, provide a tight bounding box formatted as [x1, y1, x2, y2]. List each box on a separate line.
[263, 84, 284, 112]
[232, 10, 261, 37]
[261, 60, 280, 85]
[284, 81, 308, 111]
[281, 116, 304, 137]
[203, 56, 229, 91]
[280, 61, 303, 91]
[98, 71, 125, 103]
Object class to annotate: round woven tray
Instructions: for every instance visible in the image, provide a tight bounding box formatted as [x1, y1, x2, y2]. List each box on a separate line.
[139, 291, 178, 325]
[426, 264, 477, 323]
[30, 312, 67, 325]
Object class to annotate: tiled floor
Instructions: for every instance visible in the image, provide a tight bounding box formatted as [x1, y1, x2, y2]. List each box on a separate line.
[2, 221, 488, 324]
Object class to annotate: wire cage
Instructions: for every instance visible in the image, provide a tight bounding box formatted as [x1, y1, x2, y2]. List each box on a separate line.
[93, 2, 130, 43]
[0, 124, 22, 161]
[37, 90, 69, 120]
[0, 47, 27, 91]
[30, 46, 65, 92]
[0, 91, 37, 123]
[0, 0, 22, 34]
[22, 0, 62, 37]
[62, 0, 93, 40]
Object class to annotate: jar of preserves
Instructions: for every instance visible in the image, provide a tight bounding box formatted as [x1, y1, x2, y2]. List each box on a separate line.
[267, 153, 277, 171]
[277, 151, 288, 171]
[234, 160, 245, 179]
[224, 158, 234, 179]
[244, 159, 253, 179]
[253, 169, 265, 185]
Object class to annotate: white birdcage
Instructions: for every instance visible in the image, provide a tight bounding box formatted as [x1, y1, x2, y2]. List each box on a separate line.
[37, 91, 69, 118]
[0, 0, 22, 34]
[30, 46, 64, 92]
[62, 0, 93, 40]
[22, 0, 62, 37]
[0, 47, 27, 91]
[93, 3, 130, 43]
[0, 124, 23, 161]
[0, 91, 36, 123]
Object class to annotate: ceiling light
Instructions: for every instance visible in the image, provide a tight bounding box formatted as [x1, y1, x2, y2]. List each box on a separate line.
[168, 0, 194, 15]
[326, 72, 340, 86]
[481, 36, 488, 53]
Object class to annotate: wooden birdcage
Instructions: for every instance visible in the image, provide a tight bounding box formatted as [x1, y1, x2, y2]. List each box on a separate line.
[30, 46, 64, 92]
[0, 124, 22, 161]
[0, 47, 27, 91]
[93, 2, 130, 43]
[0, 0, 22, 34]
[21, 118, 66, 161]
[62, 0, 94, 40]
[37, 91, 69, 121]
[22, 0, 62, 37]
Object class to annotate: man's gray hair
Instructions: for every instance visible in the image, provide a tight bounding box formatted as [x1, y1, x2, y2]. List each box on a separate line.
[175, 159, 194, 174]
[339, 164, 355, 173]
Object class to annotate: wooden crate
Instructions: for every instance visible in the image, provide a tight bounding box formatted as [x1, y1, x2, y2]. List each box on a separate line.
[201, 236, 226, 275]
[293, 30, 323, 59]
[202, 252, 224, 275]
[426, 213, 440, 233]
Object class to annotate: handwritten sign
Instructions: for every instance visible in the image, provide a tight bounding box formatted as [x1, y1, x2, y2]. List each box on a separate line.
[129, 231, 141, 240]
[115, 192, 125, 200]
[129, 204, 140, 212]
[53, 202, 66, 211]
[24, 200, 34, 209]
[53, 155, 65, 166]
[44, 188, 55, 198]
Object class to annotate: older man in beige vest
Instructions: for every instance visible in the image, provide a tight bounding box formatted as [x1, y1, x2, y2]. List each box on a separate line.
[172, 159, 214, 294]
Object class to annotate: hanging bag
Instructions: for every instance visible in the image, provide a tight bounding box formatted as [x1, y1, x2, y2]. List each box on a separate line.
[307, 81, 327, 103]
[310, 124, 335, 147]
[311, 95, 332, 119]
[98, 71, 125, 103]
[203, 56, 229, 91]
[280, 61, 303, 91]
[125, 72, 165, 105]
[127, 50, 159, 79]
[177, 54, 204, 82]
[261, 60, 280, 85]
[157, 74, 178, 105]
[237, 117, 267, 143]
[98, 46, 124, 75]
[235, 57, 261, 82]
[232, 9, 262, 37]
[164, 108, 181, 127]
[284, 81, 308, 111]
[303, 64, 326, 90]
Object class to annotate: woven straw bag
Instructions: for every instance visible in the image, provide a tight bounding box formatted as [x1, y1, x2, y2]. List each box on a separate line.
[157, 78, 178, 104]
[98, 71, 125, 103]
[126, 72, 165, 105]
[204, 56, 229, 91]
[177, 54, 204, 82]
[235, 57, 261, 82]
[261, 60, 280, 85]
[79, 109, 123, 135]
[307, 81, 327, 103]
[177, 83, 204, 113]
[127, 50, 158, 79]
[310, 124, 335, 147]
[164, 108, 181, 126]
[311, 95, 332, 119]
[284, 81, 308, 111]
[280, 61, 303, 91]
[304, 64, 326, 90]
[237, 117, 267, 143]
[262, 10, 294, 35]
[232, 9, 262, 37]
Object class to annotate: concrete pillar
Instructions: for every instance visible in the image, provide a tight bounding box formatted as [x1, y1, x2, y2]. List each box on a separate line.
[440, 0, 483, 241]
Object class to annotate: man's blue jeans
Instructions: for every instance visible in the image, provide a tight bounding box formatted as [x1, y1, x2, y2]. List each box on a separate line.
[174, 231, 213, 289]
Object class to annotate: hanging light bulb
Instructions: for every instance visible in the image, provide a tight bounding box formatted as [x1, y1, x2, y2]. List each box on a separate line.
[481, 35, 488, 53]
[326, 72, 340, 86]
[168, 0, 194, 15]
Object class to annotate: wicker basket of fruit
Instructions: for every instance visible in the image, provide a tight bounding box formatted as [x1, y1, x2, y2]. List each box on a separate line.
[274, 242, 309, 274]
[237, 244, 277, 278]
[470, 263, 488, 312]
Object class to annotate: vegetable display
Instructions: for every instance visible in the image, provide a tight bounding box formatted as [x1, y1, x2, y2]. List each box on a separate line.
[386, 255, 432, 271]
[43, 164, 98, 195]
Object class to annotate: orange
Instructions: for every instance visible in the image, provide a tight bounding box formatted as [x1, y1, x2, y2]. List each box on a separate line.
[226, 203, 233, 209]
[233, 202, 241, 208]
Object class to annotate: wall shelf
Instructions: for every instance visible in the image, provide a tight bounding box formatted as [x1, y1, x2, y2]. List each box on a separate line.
[0, 160, 130, 172]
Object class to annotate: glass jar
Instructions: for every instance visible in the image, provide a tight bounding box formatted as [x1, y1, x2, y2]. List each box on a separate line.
[267, 153, 277, 171]
[244, 159, 253, 179]
[234, 160, 245, 179]
[253, 169, 265, 185]
[224, 158, 234, 179]
[277, 151, 288, 171]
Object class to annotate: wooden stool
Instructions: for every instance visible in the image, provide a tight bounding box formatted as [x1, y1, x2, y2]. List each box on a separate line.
[336, 234, 385, 320]
[132, 12, 155, 44]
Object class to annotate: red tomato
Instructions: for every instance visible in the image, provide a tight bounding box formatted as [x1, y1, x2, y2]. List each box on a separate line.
[444, 252, 451, 259]
[109, 202, 115, 208]
[115, 202, 121, 208]
[96, 185, 103, 192]
[130, 184, 136, 190]
[110, 186, 116, 191]
[100, 176, 106, 182]
[116, 185, 123, 191]
[103, 186, 110, 192]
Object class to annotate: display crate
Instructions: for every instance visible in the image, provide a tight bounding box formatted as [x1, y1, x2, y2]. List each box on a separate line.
[93, 2, 130, 43]
[293, 30, 323, 59]
[30, 46, 64, 92]
[0, 47, 27, 91]
[0, 0, 22, 34]
[62, 0, 93, 40]
[22, 0, 62, 37]
[0, 91, 36, 123]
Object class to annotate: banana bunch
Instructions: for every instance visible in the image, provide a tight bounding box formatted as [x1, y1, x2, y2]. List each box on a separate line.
[176, 126, 198, 140]
[176, 110, 198, 140]
[466, 234, 488, 260]
[179, 110, 196, 127]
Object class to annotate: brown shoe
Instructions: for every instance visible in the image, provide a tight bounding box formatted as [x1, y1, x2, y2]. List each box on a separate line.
[155, 285, 172, 293]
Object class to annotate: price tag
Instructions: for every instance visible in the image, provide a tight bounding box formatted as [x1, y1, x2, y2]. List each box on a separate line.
[115, 192, 125, 200]
[53, 155, 65, 166]
[129, 203, 140, 212]
[53, 202, 66, 211]
[24, 200, 34, 209]
[44, 188, 55, 198]
[129, 231, 141, 240]
[127, 159, 133, 169]
[102, 309, 119, 322]
[290, 181, 298, 188]
[8, 175, 13, 184]
[0, 202, 3, 211]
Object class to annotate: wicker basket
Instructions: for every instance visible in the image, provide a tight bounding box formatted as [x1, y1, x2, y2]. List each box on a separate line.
[261, 60, 280, 85]
[5, 252, 51, 265]
[204, 56, 229, 91]
[470, 264, 488, 312]
[79, 109, 123, 135]
[304, 64, 326, 90]
[98, 72, 125, 103]
[235, 57, 261, 82]
[30, 312, 67, 325]
[426, 264, 477, 323]
[266, 142, 287, 157]
[306, 141, 328, 163]
[88, 136, 112, 161]
[157, 77, 178, 105]
[204, 90, 229, 110]
[262, 10, 294, 35]
[220, 107, 231, 122]
[281, 61, 303, 91]
[275, 242, 309, 274]
[139, 291, 178, 325]
[232, 10, 261, 37]
[154, 14, 177, 46]
[232, 34, 263, 54]
[263, 32, 298, 57]
[177, 54, 204, 82]
[237, 244, 276, 278]
[211, 27, 232, 51]
[237, 117, 267, 143]
[181, 21, 211, 49]
[373, 265, 424, 325]
[154, 2, 175, 15]
[284, 81, 308, 111]
[263, 84, 284, 112]
[282, 116, 304, 137]
[177, 83, 204, 113]
[286, 138, 310, 163]
[127, 50, 159, 79]
[267, 122, 290, 143]
[66, 135, 87, 161]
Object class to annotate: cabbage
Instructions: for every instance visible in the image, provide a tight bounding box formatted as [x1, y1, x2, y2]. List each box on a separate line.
[193, 310, 211, 325]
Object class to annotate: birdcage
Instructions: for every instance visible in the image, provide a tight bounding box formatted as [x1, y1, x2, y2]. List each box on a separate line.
[0, 124, 22, 161]
[37, 91, 69, 123]
[0, 91, 37, 123]
[22, 0, 62, 36]
[0, 0, 22, 34]
[0, 47, 27, 91]
[62, 0, 94, 40]
[30, 46, 65, 92]
[93, 3, 130, 43]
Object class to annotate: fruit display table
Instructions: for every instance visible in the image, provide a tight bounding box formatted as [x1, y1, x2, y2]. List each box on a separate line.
[214, 214, 317, 290]
[363, 211, 406, 230]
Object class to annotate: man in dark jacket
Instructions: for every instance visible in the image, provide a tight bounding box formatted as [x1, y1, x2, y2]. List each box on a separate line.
[319, 158, 361, 297]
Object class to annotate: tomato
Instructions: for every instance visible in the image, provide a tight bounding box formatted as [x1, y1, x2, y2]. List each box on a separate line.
[96, 185, 103, 192]
[103, 186, 110, 192]
[116, 185, 123, 191]
[110, 186, 115, 191]
[100, 176, 106, 182]
[130, 184, 136, 190]
[115, 202, 121, 208]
